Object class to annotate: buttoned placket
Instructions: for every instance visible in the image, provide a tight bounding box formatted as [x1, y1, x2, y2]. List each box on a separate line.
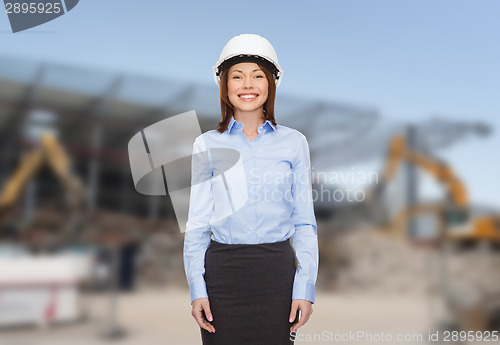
[238, 123, 267, 233]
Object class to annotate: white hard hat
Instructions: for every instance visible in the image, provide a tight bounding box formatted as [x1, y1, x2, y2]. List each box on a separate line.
[213, 34, 284, 87]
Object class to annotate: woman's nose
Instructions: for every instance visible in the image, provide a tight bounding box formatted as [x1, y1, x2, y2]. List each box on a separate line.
[243, 77, 254, 88]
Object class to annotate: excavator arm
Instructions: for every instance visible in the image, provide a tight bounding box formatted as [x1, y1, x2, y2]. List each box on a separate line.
[0, 147, 44, 214]
[374, 134, 470, 240]
[381, 134, 468, 209]
[0, 132, 86, 239]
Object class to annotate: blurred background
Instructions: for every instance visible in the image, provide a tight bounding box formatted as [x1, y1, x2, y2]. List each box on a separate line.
[1, 1, 499, 344]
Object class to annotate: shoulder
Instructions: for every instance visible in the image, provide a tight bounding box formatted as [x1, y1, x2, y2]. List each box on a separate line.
[193, 129, 235, 152]
[276, 124, 308, 143]
[194, 129, 219, 145]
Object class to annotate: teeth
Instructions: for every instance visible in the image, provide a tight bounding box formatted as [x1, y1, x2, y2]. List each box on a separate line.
[240, 94, 257, 99]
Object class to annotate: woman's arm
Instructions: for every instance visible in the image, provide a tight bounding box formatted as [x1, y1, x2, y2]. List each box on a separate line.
[183, 135, 214, 304]
[290, 133, 319, 304]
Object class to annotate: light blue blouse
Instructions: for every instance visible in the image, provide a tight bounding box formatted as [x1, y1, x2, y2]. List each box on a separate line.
[183, 115, 318, 304]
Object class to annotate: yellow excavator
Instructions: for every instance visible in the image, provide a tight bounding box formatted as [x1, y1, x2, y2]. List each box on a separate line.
[0, 132, 86, 240]
[374, 134, 500, 244]
[373, 134, 500, 333]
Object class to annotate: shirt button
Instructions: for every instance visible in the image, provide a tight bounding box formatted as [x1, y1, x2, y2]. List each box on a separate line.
[249, 226, 254, 231]
[249, 176, 253, 180]
[249, 201, 253, 205]
[249, 154, 253, 158]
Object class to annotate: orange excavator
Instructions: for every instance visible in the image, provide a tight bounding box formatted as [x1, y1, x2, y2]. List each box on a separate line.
[0, 132, 86, 240]
[374, 134, 500, 244]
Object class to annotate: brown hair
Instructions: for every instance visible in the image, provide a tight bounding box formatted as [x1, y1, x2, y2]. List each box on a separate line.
[216, 63, 277, 133]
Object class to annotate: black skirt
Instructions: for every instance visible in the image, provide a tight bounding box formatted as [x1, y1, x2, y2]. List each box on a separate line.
[201, 238, 300, 345]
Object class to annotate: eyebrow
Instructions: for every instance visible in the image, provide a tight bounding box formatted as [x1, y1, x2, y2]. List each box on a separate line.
[231, 69, 263, 73]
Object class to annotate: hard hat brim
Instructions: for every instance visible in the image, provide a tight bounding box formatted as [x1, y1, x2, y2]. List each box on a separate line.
[216, 54, 279, 79]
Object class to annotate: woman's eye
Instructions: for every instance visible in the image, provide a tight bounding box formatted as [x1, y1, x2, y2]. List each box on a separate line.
[255, 75, 264, 78]
[232, 76, 241, 79]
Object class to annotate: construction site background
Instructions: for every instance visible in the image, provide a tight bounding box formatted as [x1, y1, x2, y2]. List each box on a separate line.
[1, 2, 500, 344]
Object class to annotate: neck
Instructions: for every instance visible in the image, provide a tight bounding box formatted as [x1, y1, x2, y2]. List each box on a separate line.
[233, 109, 266, 133]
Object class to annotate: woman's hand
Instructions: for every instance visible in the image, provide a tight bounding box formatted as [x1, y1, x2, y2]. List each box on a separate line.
[191, 298, 216, 333]
[289, 299, 313, 332]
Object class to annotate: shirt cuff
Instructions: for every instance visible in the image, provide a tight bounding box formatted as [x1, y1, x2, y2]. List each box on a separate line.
[292, 279, 316, 304]
[190, 278, 209, 305]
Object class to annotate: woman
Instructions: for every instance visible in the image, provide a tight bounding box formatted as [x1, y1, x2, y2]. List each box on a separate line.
[183, 33, 319, 345]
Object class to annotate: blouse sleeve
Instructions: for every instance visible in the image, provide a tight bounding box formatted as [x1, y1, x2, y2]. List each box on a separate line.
[183, 135, 214, 304]
[290, 133, 319, 304]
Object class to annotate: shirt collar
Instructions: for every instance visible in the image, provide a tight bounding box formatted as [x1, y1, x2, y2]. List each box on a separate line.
[226, 115, 277, 133]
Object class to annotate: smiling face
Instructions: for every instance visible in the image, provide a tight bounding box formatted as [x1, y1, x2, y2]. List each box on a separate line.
[227, 62, 269, 115]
